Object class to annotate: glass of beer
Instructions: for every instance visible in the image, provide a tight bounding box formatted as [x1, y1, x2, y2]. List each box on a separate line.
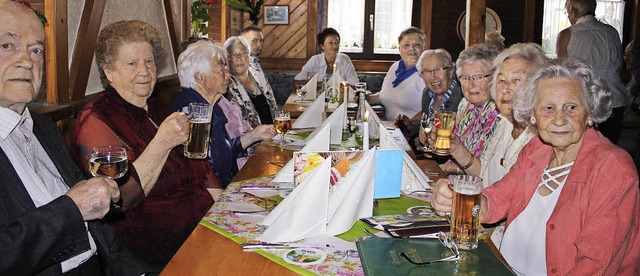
[274, 110, 292, 145]
[433, 111, 456, 156]
[450, 175, 483, 250]
[89, 146, 128, 179]
[184, 102, 212, 159]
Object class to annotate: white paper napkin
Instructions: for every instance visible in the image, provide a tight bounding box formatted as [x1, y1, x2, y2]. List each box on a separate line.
[292, 91, 326, 129]
[258, 157, 332, 242]
[378, 126, 431, 194]
[271, 122, 330, 186]
[327, 71, 344, 91]
[326, 149, 376, 235]
[326, 103, 346, 144]
[303, 74, 318, 101]
[365, 102, 381, 139]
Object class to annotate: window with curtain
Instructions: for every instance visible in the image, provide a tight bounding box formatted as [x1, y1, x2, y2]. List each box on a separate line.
[327, 0, 413, 59]
[541, 0, 625, 58]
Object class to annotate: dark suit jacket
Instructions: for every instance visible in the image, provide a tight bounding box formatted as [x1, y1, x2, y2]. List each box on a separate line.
[0, 113, 149, 275]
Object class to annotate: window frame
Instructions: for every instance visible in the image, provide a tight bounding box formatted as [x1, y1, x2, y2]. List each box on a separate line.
[327, 0, 423, 61]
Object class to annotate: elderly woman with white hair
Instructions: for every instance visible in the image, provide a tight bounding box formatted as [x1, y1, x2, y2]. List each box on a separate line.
[224, 36, 278, 127]
[432, 59, 640, 275]
[171, 40, 275, 187]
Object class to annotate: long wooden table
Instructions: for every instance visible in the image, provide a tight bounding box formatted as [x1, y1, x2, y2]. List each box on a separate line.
[161, 145, 445, 275]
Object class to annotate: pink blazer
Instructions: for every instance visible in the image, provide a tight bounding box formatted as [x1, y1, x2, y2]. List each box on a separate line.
[483, 128, 640, 275]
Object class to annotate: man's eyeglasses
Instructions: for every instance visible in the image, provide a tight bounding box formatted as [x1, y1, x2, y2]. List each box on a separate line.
[400, 232, 460, 265]
[458, 73, 492, 84]
[230, 51, 249, 60]
[421, 67, 451, 76]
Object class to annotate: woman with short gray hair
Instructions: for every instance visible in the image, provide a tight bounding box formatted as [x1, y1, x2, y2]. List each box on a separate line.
[224, 36, 278, 127]
[432, 58, 640, 275]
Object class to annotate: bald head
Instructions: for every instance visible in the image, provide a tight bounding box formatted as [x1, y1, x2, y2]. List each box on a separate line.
[0, 0, 46, 114]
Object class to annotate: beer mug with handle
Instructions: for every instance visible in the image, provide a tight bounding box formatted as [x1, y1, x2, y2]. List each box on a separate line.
[449, 175, 483, 250]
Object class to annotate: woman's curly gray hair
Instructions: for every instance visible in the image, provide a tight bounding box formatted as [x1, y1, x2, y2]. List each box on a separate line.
[455, 43, 499, 77]
[513, 58, 612, 128]
[95, 20, 165, 88]
[490, 43, 549, 99]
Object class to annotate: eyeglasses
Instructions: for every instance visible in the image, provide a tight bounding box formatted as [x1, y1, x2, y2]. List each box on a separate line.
[458, 73, 492, 84]
[230, 51, 248, 60]
[421, 67, 451, 76]
[400, 232, 460, 265]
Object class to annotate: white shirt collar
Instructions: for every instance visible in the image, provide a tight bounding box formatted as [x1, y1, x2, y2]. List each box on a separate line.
[576, 14, 595, 24]
[0, 106, 32, 140]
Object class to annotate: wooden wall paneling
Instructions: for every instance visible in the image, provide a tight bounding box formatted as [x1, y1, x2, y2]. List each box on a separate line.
[465, 0, 486, 48]
[421, 0, 432, 49]
[69, 0, 106, 101]
[44, 0, 69, 104]
[163, 0, 181, 62]
[522, 0, 535, 42]
[633, 0, 639, 40]
[306, 0, 318, 57]
[221, 0, 228, 41]
[269, 0, 306, 58]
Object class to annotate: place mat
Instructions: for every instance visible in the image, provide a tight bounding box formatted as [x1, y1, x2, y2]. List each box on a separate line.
[200, 175, 365, 275]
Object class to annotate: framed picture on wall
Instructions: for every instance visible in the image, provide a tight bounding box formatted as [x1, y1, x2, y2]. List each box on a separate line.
[264, 5, 289, 25]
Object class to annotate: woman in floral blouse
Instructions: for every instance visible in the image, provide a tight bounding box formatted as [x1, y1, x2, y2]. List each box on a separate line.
[429, 44, 500, 174]
[224, 36, 278, 127]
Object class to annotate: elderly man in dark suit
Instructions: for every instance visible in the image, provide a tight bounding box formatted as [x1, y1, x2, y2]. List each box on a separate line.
[0, 1, 148, 275]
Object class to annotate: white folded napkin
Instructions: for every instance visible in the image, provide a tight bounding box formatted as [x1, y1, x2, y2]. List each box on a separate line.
[258, 157, 331, 242]
[378, 126, 431, 194]
[326, 103, 346, 144]
[291, 91, 326, 129]
[326, 149, 376, 235]
[271, 122, 330, 186]
[365, 102, 381, 139]
[303, 74, 318, 101]
[258, 150, 377, 242]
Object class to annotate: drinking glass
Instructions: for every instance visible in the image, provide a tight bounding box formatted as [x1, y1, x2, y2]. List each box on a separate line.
[89, 146, 128, 211]
[419, 112, 435, 152]
[89, 146, 128, 179]
[184, 102, 212, 159]
[433, 111, 456, 156]
[274, 109, 292, 145]
[295, 84, 308, 103]
[450, 175, 483, 250]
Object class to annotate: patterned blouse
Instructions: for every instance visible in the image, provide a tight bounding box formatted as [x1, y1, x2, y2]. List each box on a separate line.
[453, 98, 500, 158]
[225, 73, 278, 128]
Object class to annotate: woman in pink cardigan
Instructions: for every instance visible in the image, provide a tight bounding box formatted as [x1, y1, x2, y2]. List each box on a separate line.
[431, 59, 640, 275]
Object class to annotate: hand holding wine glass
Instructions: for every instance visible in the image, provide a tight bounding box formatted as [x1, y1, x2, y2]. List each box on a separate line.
[419, 112, 435, 152]
[89, 146, 128, 211]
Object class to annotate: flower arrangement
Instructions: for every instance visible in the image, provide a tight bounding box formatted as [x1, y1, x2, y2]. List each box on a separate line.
[191, 0, 254, 37]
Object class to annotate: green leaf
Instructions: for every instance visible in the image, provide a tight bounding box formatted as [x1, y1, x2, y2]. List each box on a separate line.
[227, 0, 252, 12]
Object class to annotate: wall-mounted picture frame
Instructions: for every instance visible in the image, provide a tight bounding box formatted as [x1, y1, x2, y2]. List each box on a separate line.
[264, 5, 289, 25]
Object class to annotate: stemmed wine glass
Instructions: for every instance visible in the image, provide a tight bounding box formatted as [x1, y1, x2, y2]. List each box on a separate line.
[419, 112, 435, 152]
[274, 110, 292, 146]
[295, 84, 308, 103]
[89, 146, 128, 209]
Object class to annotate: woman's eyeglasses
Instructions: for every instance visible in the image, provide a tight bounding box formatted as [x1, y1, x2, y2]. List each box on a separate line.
[400, 232, 460, 265]
[458, 73, 492, 84]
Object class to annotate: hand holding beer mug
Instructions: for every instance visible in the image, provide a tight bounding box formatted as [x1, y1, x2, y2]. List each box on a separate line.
[184, 103, 213, 159]
[449, 175, 483, 250]
[433, 110, 456, 156]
